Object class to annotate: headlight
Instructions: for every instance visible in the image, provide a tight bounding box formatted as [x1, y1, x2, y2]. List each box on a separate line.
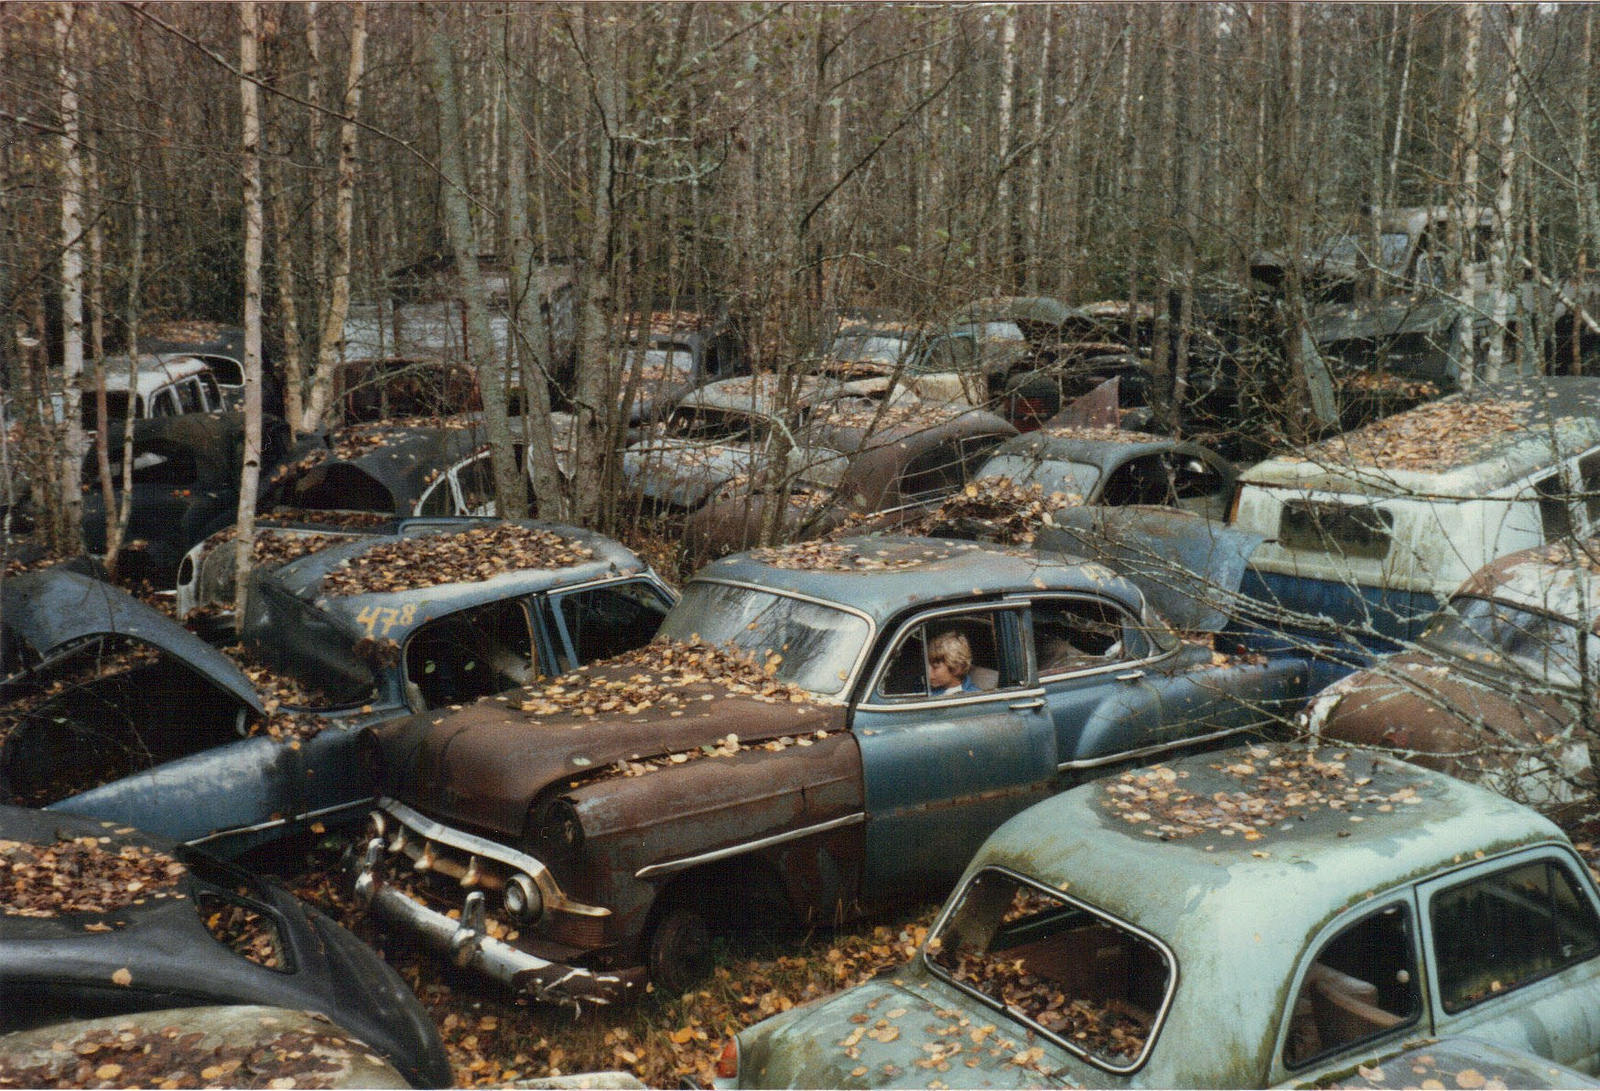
[528, 797, 584, 865]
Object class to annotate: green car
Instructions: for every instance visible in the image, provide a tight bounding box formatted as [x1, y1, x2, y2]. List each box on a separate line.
[721, 743, 1600, 1088]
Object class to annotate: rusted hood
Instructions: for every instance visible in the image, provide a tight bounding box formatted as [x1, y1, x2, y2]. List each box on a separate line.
[379, 675, 847, 839]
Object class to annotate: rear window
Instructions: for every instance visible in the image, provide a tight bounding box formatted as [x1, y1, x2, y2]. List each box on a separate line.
[1279, 500, 1394, 560]
[925, 866, 1174, 1074]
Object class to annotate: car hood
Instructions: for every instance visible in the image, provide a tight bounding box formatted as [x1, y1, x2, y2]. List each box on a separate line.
[623, 438, 768, 509]
[375, 670, 846, 839]
[734, 968, 1070, 1089]
[1034, 506, 1263, 632]
[2, 568, 263, 715]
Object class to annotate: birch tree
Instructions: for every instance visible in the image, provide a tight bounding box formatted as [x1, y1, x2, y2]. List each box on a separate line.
[54, 2, 83, 554]
[233, 0, 264, 630]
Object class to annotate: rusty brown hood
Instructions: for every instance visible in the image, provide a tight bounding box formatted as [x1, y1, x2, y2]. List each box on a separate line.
[372, 673, 846, 840]
[1310, 650, 1574, 782]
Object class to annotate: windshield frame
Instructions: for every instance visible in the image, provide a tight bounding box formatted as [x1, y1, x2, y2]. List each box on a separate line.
[657, 577, 873, 700]
[922, 863, 1178, 1076]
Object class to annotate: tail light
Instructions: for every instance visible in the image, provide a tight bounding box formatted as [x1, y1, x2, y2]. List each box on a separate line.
[715, 1036, 740, 1081]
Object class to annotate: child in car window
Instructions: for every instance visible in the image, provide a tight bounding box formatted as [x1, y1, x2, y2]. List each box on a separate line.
[928, 631, 979, 695]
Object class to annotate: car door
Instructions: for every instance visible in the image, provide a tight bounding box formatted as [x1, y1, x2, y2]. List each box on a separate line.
[1419, 849, 1600, 1073]
[1025, 593, 1171, 784]
[852, 602, 1057, 903]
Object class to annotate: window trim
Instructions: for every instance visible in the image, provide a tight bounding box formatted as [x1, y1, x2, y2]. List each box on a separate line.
[920, 863, 1179, 1076]
[1023, 592, 1163, 682]
[1278, 895, 1424, 1074]
[859, 601, 1032, 709]
[544, 574, 676, 674]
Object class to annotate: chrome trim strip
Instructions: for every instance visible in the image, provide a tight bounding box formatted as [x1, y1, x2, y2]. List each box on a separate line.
[634, 812, 865, 881]
[1055, 723, 1254, 773]
[376, 797, 608, 918]
[184, 798, 371, 847]
[856, 686, 1047, 714]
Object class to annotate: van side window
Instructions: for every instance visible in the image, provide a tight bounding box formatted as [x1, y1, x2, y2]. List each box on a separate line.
[176, 378, 204, 414]
[1280, 500, 1393, 560]
[1534, 473, 1573, 539]
[1579, 451, 1600, 522]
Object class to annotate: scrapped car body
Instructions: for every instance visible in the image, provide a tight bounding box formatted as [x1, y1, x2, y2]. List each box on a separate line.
[8, 524, 672, 853]
[354, 536, 1308, 1005]
[617, 311, 748, 426]
[1231, 378, 1600, 651]
[0, 803, 450, 1087]
[974, 426, 1238, 519]
[684, 403, 1016, 558]
[80, 353, 226, 433]
[0, 1006, 412, 1089]
[80, 412, 306, 585]
[142, 319, 254, 410]
[722, 743, 1600, 1088]
[1303, 537, 1600, 814]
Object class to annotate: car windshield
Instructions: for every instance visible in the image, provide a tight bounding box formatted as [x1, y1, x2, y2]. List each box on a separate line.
[657, 580, 869, 697]
[978, 455, 1101, 500]
[1421, 595, 1597, 689]
[832, 334, 909, 367]
[925, 866, 1173, 1073]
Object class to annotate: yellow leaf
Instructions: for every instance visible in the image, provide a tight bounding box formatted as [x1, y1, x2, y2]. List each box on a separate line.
[111, 967, 132, 986]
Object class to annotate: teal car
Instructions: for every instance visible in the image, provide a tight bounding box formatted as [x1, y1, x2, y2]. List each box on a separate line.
[722, 743, 1600, 1087]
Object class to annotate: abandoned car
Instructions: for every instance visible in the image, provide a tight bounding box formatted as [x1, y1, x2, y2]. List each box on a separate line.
[1231, 377, 1600, 651]
[971, 425, 1238, 519]
[352, 535, 1309, 1004]
[616, 310, 748, 427]
[5, 523, 673, 853]
[1302, 536, 1600, 814]
[719, 743, 1600, 1088]
[80, 412, 307, 585]
[683, 400, 1016, 559]
[0, 802, 450, 1087]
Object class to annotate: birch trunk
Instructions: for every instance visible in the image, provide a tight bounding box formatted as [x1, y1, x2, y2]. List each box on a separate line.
[1485, 5, 1521, 381]
[1453, 3, 1484, 389]
[995, 6, 1017, 281]
[55, 3, 84, 553]
[234, 0, 265, 632]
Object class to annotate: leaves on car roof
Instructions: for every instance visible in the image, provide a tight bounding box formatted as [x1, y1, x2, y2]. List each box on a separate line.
[1290, 397, 1533, 471]
[844, 476, 1081, 545]
[0, 1024, 358, 1089]
[0, 835, 186, 918]
[318, 524, 595, 597]
[751, 539, 968, 571]
[1039, 424, 1169, 443]
[517, 639, 816, 721]
[1102, 746, 1425, 844]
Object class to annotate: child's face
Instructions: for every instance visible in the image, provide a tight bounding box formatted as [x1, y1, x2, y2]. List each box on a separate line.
[928, 656, 959, 691]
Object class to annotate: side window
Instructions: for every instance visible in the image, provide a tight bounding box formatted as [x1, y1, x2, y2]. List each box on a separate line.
[897, 442, 968, 504]
[877, 610, 1023, 700]
[455, 454, 495, 514]
[553, 581, 671, 671]
[150, 387, 180, 417]
[1284, 902, 1420, 1068]
[1535, 473, 1573, 540]
[416, 473, 454, 517]
[175, 378, 204, 414]
[1580, 451, 1600, 523]
[404, 599, 535, 710]
[1100, 455, 1174, 507]
[1169, 454, 1230, 503]
[198, 371, 222, 408]
[1429, 857, 1600, 1014]
[1033, 598, 1141, 676]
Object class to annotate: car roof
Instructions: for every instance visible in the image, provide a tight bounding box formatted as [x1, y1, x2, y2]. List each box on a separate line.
[973, 743, 1564, 955]
[258, 519, 649, 642]
[696, 534, 1145, 625]
[271, 419, 491, 511]
[1241, 378, 1600, 498]
[1454, 536, 1600, 622]
[985, 426, 1218, 469]
[90, 353, 213, 395]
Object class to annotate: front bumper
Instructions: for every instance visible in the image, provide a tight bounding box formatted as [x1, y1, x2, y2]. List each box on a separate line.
[348, 799, 644, 1005]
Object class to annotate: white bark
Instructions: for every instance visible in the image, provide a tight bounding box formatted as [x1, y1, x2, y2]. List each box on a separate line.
[1454, 3, 1484, 389]
[234, 0, 264, 630]
[55, 3, 83, 550]
[1486, 5, 1521, 381]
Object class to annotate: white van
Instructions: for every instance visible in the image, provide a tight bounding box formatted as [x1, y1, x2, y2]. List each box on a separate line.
[1229, 378, 1600, 649]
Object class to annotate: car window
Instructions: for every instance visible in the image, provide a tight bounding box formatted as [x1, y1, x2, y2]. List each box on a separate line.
[1099, 455, 1176, 506]
[204, 356, 244, 387]
[1284, 902, 1420, 1068]
[553, 580, 672, 672]
[175, 378, 204, 414]
[1535, 473, 1574, 540]
[1580, 450, 1600, 522]
[455, 454, 495, 513]
[1033, 598, 1143, 675]
[416, 473, 455, 517]
[1279, 499, 1394, 560]
[404, 598, 535, 710]
[877, 609, 1025, 700]
[926, 866, 1172, 1073]
[1429, 857, 1600, 1014]
[897, 442, 970, 504]
[150, 387, 180, 417]
[198, 371, 222, 409]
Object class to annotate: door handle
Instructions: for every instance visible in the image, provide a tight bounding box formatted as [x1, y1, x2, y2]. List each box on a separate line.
[1009, 698, 1045, 711]
[1115, 670, 1146, 682]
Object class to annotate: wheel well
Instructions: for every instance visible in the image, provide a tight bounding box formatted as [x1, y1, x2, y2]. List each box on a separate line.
[643, 856, 797, 940]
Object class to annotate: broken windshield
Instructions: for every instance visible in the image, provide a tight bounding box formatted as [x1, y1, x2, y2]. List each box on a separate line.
[656, 580, 868, 698]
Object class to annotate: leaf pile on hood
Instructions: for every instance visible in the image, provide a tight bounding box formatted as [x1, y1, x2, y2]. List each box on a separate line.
[809, 400, 965, 434]
[0, 836, 186, 918]
[263, 507, 391, 530]
[221, 646, 334, 742]
[851, 476, 1080, 545]
[752, 539, 967, 571]
[319, 524, 595, 597]
[0, 1025, 356, 1089]
[1102, 746, 1425, 843]
[517, 639, 815, 720]
[1040, 424, 1169, 444]
[1293, 397, 1532, 471]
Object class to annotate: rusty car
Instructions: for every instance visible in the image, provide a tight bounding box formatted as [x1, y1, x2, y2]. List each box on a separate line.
[79, 412, 309, 585]
[351, 534, 1310, 1005]
[0, 802, 450, 1087]
[1302, 536, 1600, 815]
[4, 522, 673, 854]
[719, 743, 1600, 1088]
[971, 425, 1238, 519]
[683, 400, 1017, 559]
[616, 310, 748, 427]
